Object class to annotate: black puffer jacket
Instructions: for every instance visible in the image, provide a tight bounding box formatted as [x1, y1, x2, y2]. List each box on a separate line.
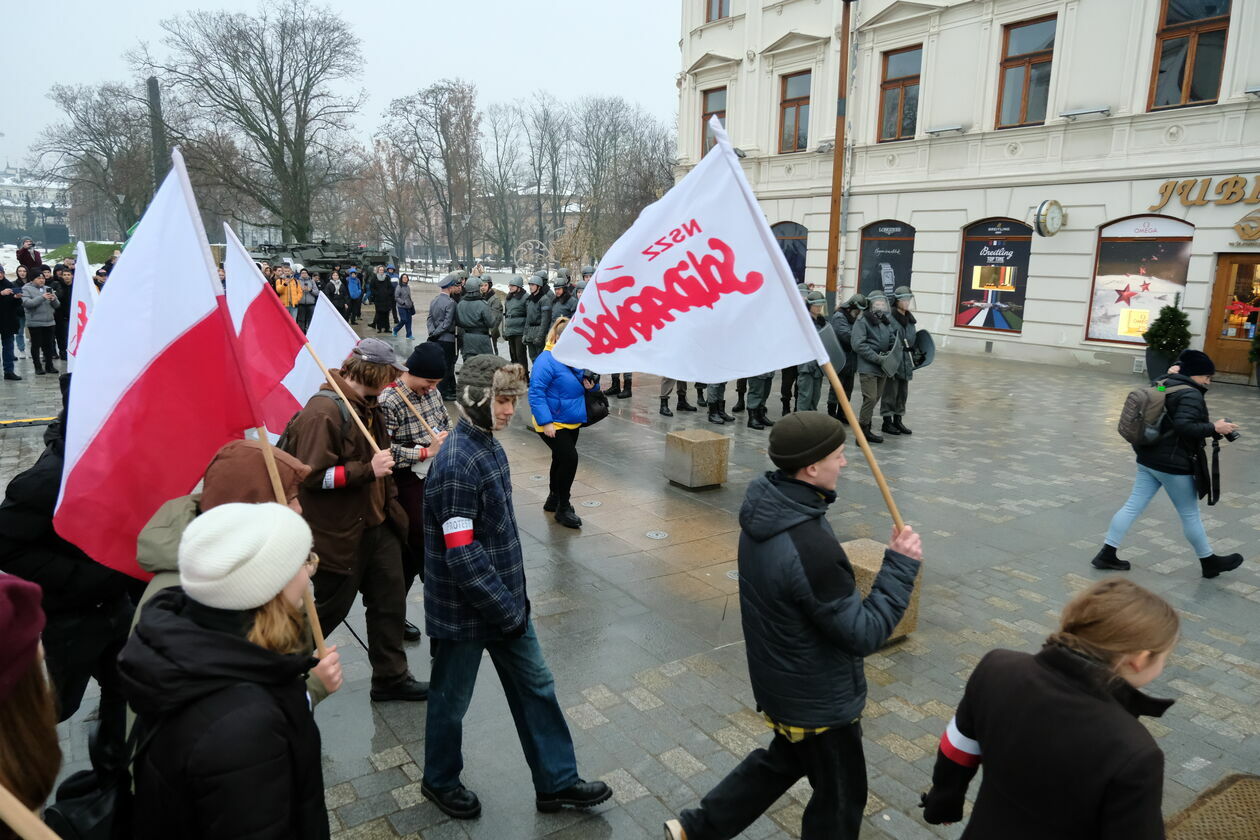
[922, 644, 1172, 839]
[737, 472, 920, 728]
[1135, 373, 1215, 476]
[119, 589, 329, 840]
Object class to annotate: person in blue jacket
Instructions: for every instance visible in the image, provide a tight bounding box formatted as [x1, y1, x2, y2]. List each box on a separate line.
[346, 269, 364, 325]
[527, 317, 597, 529]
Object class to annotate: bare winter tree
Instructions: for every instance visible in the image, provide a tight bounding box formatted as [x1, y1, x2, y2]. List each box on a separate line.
[30, 83, 154, 239]
[135, 0, 364, 241]
[346, 139, 421, 257]
[570, 96, 632, 261]
[518, 93, 573, 258]
[385, 79, 480, 266]
[479, 104, 525, 264]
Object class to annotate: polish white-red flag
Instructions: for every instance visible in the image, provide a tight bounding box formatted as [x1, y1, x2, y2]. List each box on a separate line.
[64, 240, 99, 373]
[55, 149, 256, 579]
[224, 227, 358, 439]
[223, 224, 309, 435]
[551, 116, 826, 381]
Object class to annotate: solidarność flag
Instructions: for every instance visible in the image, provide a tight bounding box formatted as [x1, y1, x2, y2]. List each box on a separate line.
[55, 149, 256, 579]
[551, 116, 826, 381]
[64, 240, 99, 374]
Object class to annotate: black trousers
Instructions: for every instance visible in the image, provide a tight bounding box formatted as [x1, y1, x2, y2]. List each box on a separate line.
[437, 339, 458, 399]
[28, 325, 57, 370]
[780, 366, 798, 409]
[312, 525, 409, 688]
[681, 722, 867, 840]
[538, 427, 580, 504]
[348, 297, 363, 323]
[507, 334, 529, 375]
[55, 316, 69, 358]
[394, 473, 426, 594]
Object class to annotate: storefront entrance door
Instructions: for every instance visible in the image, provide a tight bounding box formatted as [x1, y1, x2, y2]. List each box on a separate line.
[1205, 254, 1260, 380]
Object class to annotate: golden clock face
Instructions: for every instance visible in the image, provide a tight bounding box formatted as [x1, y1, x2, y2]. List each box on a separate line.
[1039, 200, 1063, 236]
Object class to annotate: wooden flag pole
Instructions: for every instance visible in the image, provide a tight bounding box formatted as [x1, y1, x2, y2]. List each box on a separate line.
[302, 343, 383, 454]
[255, 428, 328, 657]
[0, 781, 59, 840]
[393, 387, 438, 440]
[821, 361, 905, 532]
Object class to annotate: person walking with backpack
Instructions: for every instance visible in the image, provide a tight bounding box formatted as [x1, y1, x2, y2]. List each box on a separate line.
[1093, 349, 1242, 578]
[119, 503, 332, 840]
[921, 578, 1179, 839]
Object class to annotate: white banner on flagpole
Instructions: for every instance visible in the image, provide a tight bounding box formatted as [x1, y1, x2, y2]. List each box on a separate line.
[65, 241, 99, 373]
[552, 116, 826, 382]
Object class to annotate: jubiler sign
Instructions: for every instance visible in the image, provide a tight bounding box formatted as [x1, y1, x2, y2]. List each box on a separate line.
[1149, 174, 1260, 211]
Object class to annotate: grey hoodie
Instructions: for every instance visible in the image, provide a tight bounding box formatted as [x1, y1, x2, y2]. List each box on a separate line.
[21, 281, 60, 327]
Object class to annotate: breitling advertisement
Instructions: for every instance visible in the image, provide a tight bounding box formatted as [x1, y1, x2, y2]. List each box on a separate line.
[954, 219, 1033, 333]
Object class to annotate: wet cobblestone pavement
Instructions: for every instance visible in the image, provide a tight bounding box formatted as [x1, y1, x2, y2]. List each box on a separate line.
[6, 291, 1258, 838]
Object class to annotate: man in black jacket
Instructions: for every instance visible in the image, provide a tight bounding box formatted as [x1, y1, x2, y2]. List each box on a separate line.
[0, 265, 22, 380]
[667, 411, 922, 840]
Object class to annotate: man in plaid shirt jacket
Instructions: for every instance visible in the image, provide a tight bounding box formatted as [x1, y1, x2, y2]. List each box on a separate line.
[380, 342, 452, 642]
[421, 354, 611, 821]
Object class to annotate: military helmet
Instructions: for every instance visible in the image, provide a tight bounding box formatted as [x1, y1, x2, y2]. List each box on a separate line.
[456, 269, 469, 281]
[866, 288, 888, 301]
[507, 275, 525, 289]
[580, 265, 595, 277]
[575, 279, 588, 292]
[805, 289, 825, 307]
[556, 267, 571, 280]
[842, 293, 868, 311]
[894, 285, 914, 300]
[553, 275, 572, 289]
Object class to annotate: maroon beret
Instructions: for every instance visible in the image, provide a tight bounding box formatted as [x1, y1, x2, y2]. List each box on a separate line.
[0, 576, 46, 701]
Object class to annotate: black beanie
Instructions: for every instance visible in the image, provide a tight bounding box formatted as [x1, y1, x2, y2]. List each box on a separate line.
[406, 343, 447, 379]
[1177, 349, 1215, 377]
[768, 411, 847, 472]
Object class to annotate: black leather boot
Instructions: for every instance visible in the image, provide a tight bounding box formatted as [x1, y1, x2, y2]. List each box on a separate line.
[543, 492, 557, 512]
[659, 397, 673, 417]
[676, 392, 697, 412]
[615, 384, 632, 399]
[536, 779, 613, 813]
[696, 384, 707, 406]
[747, 408, 765, 430]
[609, 374, 621, 394]
[894, 415, 912, 435]
[732, 394, 745, 412]
[422, 782, 482, 819]
[707, 404, 725, 424]
[881, 417, 901, 436]
[1199, 553, 1243, 578]
[758, 408, 775, 427]
[781, 397, 792, 417]
[1090, 544, 1130, 571]
[555, 502, 582, 529]
[861, 423, 884, 444]
[717, 400, 735, 422]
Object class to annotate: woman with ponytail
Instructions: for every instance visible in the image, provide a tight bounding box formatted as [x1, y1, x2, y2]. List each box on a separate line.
[921, 578, 1179, 838]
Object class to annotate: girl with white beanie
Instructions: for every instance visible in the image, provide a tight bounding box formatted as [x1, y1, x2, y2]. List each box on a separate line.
[119, 502, 334, 840]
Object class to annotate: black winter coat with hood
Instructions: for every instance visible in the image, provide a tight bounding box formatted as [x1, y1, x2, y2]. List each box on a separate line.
[1135, 373, 1215, 476]
[119, 589, 329, 840]
[737, 471, 920, 728]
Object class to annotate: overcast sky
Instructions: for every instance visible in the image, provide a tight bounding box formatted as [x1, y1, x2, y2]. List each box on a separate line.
[3, 0, 681, 168]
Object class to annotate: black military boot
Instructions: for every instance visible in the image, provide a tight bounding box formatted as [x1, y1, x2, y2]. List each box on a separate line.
[894, 415, 912, 435]
[543, 492, 557, 512]
[861, 423, 884, 444]
[707, 404, 725, 425]
[747, 408, 765, 430]
[1090, 544, 1130, 571]
[881, 416, 901, 436]
[758, 408, 775, 427]
[781, 397, 792, 417]
[676, 392, 697, 412]
[615, 383, 632, 399]
[1199, 553, 1243, 578]
[609, 374, 621, 395]
[717, 400, 735, 423]
[659, 397, 673, 417]
[696, 384, 707, 406]
[732, 394, 746, 412]
[555, 501, 582, 529]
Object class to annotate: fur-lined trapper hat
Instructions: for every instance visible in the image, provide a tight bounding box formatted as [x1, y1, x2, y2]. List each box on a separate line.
[458, 355, 528, 430]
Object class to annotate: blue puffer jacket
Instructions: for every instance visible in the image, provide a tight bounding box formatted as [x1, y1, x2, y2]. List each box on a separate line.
[528, 349, 594, 426]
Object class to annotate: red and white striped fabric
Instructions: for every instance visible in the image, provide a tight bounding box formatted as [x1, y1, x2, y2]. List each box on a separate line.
[55, 149, 257, 579]
[939, 715, 982, 768]
[442, 517, 474, 549]
[223, 228, 359, 440]
[223, 224, 309, 436]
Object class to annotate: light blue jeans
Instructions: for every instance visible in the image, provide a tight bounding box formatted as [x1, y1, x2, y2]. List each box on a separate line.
[1106, 464, 1212, 558]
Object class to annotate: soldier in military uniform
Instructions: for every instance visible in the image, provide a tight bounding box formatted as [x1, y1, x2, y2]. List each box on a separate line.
[484, 276, 505, 356]
[502, 277, 529, 373]
[882, 286, 917, 437]
[523, 274, 555, 362]
[456, 275, 498, 358]
[706, 382, 735, 425]
[659, 378, 698, 417]
[826, 293, 866, 423]
[849, 289, 897, 443]
[552, 273, 578, 321]
[795, 290, 828, 412]
[744, 371, 776, 430]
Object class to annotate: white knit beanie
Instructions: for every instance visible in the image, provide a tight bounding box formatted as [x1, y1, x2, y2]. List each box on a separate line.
[178, 502, 313, 611]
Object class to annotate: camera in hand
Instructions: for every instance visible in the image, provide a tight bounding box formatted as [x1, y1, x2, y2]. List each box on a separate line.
[1223, 418, 1240, 443]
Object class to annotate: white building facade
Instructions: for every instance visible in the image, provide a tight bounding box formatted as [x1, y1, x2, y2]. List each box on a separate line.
[677, 0, 1260, 380]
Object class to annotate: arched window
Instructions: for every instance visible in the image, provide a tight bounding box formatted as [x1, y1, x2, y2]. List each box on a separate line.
[954, 218, 1032, 332]
[858, 220, 915, 295]
[772, 222, 808, 282]
[1087, 214, 1194, 344]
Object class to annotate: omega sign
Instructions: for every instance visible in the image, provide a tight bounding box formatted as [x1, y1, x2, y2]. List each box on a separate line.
[1149, 175, 1260, 211]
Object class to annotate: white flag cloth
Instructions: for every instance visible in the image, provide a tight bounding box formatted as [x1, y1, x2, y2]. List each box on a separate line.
[64, 240, 99, 373]
[281, 290, 358, 416]
[551, 117, 826, 381]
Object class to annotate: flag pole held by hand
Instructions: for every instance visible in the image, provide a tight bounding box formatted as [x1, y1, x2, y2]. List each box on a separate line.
[302, 343, 383, 454]
[255, 428, 328, 657]
[821, 362, 905, 532]
[393, 386, 437, 439]
[0, 780, 60, 840]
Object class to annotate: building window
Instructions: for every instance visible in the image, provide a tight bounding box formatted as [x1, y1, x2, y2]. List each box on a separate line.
[997, 17, 1055, 128]
[702, 87, 727, 153]
[778, 71, 811, 153]
[772, 222, 808, 281]
[705, 0, 730, 23]
[954, 219, 1032, 332]
[878, 46, 921, 142]
[1149, 0, 1230, 110]
[1086, 215, 1195, 344]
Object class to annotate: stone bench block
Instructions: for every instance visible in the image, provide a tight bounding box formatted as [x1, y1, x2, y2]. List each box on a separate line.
[663, 429, 731, 490]
[841, 537, 922, 643]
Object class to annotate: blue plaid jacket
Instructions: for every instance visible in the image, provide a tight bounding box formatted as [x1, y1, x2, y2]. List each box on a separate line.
[423, 418, 527, 640]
